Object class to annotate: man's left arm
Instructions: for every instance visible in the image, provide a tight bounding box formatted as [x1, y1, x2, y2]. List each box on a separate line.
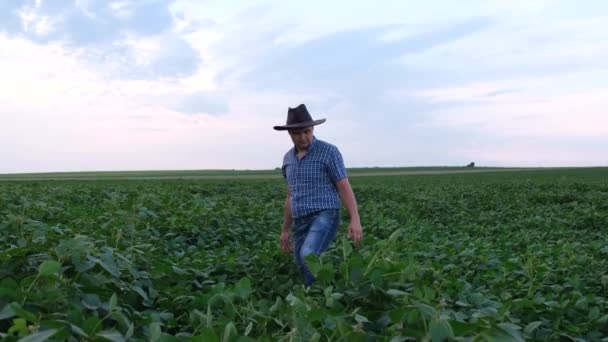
[336, 178, 363, 247]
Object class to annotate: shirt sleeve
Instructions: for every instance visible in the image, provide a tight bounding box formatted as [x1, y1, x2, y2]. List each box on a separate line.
[328, 146, 348, 182]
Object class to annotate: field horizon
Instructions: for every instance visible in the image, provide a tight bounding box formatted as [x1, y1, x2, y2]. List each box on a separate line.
[1, 165, 606, 181]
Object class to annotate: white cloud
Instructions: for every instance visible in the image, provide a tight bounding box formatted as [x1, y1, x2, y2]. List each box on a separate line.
[122, 34, 167, 67]
[74, 0, 96, 19]
[0, 33, 243, 172]
[109, 1, 133, 19]
[412, 74, 608, 141]
[1, 1, 607, 172]
[17, 2, 59, 37]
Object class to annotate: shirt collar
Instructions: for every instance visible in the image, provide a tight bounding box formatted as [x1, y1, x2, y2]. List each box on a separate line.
[309, 136, 317, 151]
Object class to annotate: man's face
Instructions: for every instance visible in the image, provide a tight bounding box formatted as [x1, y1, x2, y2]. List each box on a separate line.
[288, 126, 314, 151]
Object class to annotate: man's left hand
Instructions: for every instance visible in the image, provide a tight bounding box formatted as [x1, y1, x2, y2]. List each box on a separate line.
[348, 221, 363, 247]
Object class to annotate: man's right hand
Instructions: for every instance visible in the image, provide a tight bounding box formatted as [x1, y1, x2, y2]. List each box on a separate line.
[280, 230, 293, 253]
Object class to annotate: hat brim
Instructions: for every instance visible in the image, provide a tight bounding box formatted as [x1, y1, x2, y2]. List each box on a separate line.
[273, 119, 326, 131]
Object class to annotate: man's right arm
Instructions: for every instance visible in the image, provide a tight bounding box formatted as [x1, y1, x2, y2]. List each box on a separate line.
[283, 189, 292, 231]
[280, 189, 293, 253]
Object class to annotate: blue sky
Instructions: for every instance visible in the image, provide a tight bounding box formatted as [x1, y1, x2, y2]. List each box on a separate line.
[0, 0, 607, 173]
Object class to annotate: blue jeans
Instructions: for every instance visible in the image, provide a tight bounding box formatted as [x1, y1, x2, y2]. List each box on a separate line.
[293, 209, 340, 286]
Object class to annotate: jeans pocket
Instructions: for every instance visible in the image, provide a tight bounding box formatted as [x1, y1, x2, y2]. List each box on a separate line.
[305, 210, 339, 254]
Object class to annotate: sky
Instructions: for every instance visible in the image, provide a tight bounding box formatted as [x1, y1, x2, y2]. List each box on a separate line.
[1, 0, 607, 173]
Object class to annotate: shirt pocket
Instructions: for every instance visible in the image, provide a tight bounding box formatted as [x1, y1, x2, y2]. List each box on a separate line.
[298, 160, 325, 185]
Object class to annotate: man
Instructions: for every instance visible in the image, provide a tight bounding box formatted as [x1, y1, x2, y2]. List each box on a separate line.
[274, 104, 363, 286]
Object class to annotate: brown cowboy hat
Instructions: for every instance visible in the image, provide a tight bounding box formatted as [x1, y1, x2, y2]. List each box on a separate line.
[273, 104, 326, 131]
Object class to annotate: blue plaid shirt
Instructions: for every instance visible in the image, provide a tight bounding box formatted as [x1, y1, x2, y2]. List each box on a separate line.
[282, 137, 348, 218]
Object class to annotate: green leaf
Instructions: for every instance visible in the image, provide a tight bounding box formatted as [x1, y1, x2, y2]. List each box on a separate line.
[108, 293, 117, 312]
[38, 260, 61, 277]
[83, 316, 102, 335]
[388, 228, 403, 243]
[234, 277, 251, 299]
[589, 307, 600, 320]
[244, 322, 253, 336]
[131, 286, 148, 300]
[74, 258, 96, 273]
[0, 303, 16, 320]
[386, 289, 406, 296]
[96, 330, 125, 342]
[81, 293, 101, 310]
[455, 300, 470, 307]
[485, 324, 524, 342]
[17, 329, 57, 342]
[10, 318, 29, 337]
[450, 320, 476, 336]
[389, 308, 408, 322]
[524, 321, 542, 335]
[316, 265, 334, 283]
[11, 305, 36, 324]
[172, 266, 188, 275]
[206, 304, 213, 327]
[286, 293, 309, 312]
[94, 249, 121, 277]
[222, 322, 237, 342]
[110, 311, 131, 330]
[389, 336, 408, 342]
[195, 328, 218, 342]
[270, 297, 282, 312]
[355, 314, 369, 323]
[429, 318, 454, 342]
[125, 323, 134, 340]
[304, 254, 320, 275]
[488, 323, 524, 342]
[342, 237, 353, 258]
[69, 324, 89, 338]
[149, 322, 162, 342]
[415, 302, 437, 319]
[349, 264, 364, 285]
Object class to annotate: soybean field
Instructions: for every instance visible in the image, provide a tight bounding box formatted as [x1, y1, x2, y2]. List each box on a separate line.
[0, 168, 607, 341]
